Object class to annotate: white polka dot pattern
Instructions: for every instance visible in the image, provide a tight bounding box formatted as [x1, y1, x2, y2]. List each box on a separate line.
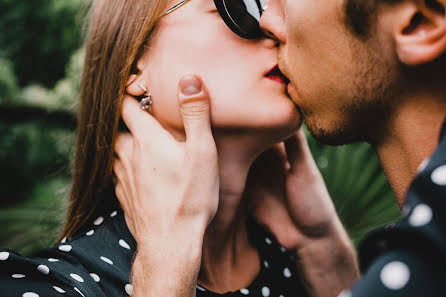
[1, 205, 317, 297]
[70, 273, 84, 283]
[408, 204, 433, 227]
[53, 286, 66, 293]
[60, 237, 67, 243]
[58, 245, 72, 252]
[94, 216, 104, 225]
[0, 251, 10, 260]
[37, 264, 50, 275]
[90, 273, 100, 282]
[240, 288, 249, 295]
[417, 158, 430, 173]
[119, 239, 131, 250]
[125, 284, 133, 295]
[431, 165, 446, 185]
[74, 287, 85, 297]
[22, 293, 39, 297]
[283, 267, 291, 278]
[110, 211, 118, 217]
[261, 286, 270, 297]
[380, 261, 410, 290]
[12, 274, 25, 278]
[100, 256, 113, 265]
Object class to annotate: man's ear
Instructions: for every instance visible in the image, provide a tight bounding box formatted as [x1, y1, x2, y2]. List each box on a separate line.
[394, 0, 446, 66]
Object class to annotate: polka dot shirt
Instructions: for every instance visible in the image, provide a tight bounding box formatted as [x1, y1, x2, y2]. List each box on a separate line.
[341, 121, 446, 297]
[0, 209, 309, 297]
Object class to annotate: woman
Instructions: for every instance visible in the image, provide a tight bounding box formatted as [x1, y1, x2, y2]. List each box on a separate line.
[0, 0, 357, 296]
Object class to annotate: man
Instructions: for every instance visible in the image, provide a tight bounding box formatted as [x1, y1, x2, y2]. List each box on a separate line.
[256, 0, 446, 296]
[104, 0, 446, 296]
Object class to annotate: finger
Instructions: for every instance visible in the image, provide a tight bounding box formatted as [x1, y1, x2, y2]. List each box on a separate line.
[115, 181, 126, 206]
[284, 129, 312, 169]
[113, 158, 125, 183]
[272, 142, 290, 170]
[125, 75, 146, 96]
[177, 74, 214, 145]
[114, 132, 134, 160]
[121, 95, 170, 141]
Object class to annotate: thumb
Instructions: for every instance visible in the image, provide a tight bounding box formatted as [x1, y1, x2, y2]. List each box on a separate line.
[177, 74, 212, 143]
[284, 129, 314, 172]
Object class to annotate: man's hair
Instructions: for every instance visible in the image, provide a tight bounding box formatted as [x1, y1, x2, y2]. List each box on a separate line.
[345, 0, 401, 37]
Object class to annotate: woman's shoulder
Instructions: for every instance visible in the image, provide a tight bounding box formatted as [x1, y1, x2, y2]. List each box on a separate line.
[0, 209, 136, 297]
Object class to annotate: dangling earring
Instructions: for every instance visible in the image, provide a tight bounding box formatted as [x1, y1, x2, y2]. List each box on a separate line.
[136, 82, 152, 110]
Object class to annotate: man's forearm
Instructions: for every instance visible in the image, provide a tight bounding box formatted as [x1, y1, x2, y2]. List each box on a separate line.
[295, 220, 359, 297]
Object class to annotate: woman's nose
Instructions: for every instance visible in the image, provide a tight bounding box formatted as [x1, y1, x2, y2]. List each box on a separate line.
[259, 0, 286, 44]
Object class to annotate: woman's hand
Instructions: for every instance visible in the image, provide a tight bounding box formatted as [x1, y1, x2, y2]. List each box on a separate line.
[113, 75, 219, 297]
[246, 129, 359, 297]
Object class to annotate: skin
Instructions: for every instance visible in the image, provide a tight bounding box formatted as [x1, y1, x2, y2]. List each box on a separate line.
[117, 0, 312, 294]
[260, 0, 446, 204]
[116, 0, 446, 296]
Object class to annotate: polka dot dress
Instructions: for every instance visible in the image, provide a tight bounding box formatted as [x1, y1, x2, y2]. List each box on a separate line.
[0, 208, 309, 297]
[344, 120, 446, 297]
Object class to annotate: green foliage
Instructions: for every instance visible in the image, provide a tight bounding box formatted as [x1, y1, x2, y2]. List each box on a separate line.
[0, 0, 400, 257]
[17, 47, 84, 110]
[0, 58, 18, 103]
[0, 177, 69, 255]
[0, 122, 74, 207]
[306, 132, 401, 245]
[0, 0, 85, 87]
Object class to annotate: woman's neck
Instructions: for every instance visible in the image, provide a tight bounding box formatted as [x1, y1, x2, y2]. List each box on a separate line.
[197, 138, 263, 293]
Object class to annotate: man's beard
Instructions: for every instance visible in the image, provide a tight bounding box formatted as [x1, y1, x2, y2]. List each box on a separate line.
[305, 100, 393, 146]
[304, 68, 398, 147]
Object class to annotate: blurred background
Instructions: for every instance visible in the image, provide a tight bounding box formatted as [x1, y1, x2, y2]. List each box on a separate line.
[0, 0, 400, 256]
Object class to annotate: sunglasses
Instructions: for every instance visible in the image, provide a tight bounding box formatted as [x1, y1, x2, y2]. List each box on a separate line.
[213, 0, 267, 39]
[161, 0, 266, 40]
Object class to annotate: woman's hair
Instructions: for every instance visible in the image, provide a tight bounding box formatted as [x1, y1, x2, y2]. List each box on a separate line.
[58, 0, 166, 240]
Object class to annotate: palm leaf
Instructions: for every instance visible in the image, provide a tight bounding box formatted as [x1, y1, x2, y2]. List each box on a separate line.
[306, 129, 401, 245]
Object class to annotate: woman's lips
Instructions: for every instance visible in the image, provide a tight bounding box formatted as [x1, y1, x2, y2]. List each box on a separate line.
[265, 65, 290, 85]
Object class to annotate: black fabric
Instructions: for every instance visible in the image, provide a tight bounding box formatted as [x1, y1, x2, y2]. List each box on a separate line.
[0, 209, 309, 297]
[345, 120, 446, 297]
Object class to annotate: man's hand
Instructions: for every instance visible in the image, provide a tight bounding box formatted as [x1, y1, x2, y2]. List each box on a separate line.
[246, 129, 359, 297]
[114, 74, 219, 297]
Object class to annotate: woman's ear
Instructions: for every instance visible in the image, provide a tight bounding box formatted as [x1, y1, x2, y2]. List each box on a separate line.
[394, 0, 446, 66]
[126, 52, 151, 96]
[126, 73, 148, 97]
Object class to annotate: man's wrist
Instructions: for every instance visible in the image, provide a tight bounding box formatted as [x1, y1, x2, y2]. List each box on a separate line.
[131, 235, 204, 297]
[295, 220, 359, 297]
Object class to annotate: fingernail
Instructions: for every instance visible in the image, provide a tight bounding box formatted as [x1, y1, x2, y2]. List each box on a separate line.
[180, 75, 202, 96]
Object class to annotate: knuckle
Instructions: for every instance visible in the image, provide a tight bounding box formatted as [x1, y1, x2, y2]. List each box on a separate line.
[181, 101, 209, 118]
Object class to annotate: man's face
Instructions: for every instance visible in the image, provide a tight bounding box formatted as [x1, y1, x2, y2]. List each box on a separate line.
[261, 0, 399, 145]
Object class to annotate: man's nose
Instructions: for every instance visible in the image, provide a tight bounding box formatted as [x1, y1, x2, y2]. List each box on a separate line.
[259, 0, 286, 43]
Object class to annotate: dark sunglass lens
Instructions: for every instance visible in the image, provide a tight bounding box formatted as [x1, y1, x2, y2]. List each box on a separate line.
[222, 0, 264, 37]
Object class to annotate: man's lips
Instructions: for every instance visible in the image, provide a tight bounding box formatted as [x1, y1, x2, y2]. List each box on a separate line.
[265, 65, 290, 85]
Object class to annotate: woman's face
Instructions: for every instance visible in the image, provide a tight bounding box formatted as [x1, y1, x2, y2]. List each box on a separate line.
[136, 0, 302, 145]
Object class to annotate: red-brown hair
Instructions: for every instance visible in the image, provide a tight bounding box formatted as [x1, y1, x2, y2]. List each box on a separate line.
[59, 0, 166, 240]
